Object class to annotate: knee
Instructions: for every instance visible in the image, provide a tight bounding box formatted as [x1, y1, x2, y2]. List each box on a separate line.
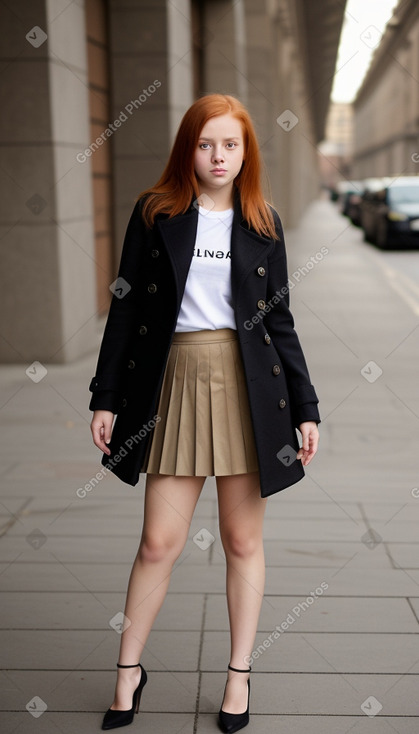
[221, 531, 261, 559]
[137, 532, 183, 564]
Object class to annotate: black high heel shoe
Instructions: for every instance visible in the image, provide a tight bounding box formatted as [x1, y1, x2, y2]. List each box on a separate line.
[101, 662, 147, 730]
[218, 663, 251, 734]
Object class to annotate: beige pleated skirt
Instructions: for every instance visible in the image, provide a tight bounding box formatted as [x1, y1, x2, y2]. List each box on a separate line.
[141, 328, 259, 476]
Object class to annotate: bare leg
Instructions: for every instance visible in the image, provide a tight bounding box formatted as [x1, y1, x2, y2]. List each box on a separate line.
[109, 473, 206, 710]
[216, 471, 267, 714]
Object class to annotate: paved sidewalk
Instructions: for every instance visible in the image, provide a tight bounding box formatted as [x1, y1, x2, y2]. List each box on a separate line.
[1, 196, 419, 733]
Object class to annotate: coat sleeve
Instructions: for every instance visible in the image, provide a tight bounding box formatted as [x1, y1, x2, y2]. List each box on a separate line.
[88, 199, 146, 413]
[264, 208, 320, 427]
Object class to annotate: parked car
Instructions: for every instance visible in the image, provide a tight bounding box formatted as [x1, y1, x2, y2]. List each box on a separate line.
[346, 183, 367, 226]
[361, 176, 419, 248]
[337, 180, 364, 224]
[359, 178, 391, 244]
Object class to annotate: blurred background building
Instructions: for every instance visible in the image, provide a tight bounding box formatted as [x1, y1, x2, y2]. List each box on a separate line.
[352, 0, 419, 179]
[0, 0, 345, 363]
[318, 102, 354, 190]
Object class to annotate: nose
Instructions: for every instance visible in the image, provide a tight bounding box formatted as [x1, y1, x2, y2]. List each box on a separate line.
[211, 147, 225, 163]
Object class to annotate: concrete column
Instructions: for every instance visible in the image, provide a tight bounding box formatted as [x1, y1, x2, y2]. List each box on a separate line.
[202, 0, 248, 101]
[244, 0, 320, 228]
[167, 0, 194, 141]
[0, 0, 97, 363]
[107, 0, 193, 251]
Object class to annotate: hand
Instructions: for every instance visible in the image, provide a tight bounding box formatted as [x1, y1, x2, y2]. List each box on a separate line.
[297, 421, 319, 466]
[90, 410, 114, 455]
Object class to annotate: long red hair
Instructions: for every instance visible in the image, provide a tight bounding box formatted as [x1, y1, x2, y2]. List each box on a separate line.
[138, 94, 278, 239]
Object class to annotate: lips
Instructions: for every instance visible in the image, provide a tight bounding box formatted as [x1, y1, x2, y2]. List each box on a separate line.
[210, 168, 227, 173]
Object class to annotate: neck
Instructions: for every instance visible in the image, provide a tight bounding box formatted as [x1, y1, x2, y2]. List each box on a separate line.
[196, 184, 234, 211]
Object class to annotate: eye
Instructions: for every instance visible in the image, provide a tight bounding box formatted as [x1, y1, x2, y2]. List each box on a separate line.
[226, 142, 237, 149]
[199, 143, 211, 149]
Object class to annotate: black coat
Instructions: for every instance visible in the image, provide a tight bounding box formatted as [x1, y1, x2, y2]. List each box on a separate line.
[89, 189, 320, 497]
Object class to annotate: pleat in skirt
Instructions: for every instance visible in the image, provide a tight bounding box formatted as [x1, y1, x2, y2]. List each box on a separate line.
[141, 328, 259, 476]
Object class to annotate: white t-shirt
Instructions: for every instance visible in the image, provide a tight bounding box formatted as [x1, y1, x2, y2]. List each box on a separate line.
[175, 205, 236, 331]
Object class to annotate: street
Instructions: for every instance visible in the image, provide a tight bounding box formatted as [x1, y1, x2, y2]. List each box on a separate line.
[1, 196, 419, 733]
[366, 247, 419, 319]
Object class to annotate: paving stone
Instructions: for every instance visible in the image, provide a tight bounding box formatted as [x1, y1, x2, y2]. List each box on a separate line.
[0, 712, 195, 734]
[0, 591, 205, 630]
[200, 630, 419, 673]
[196, 713, 419, 733]
[386, 543, 419, 569]
[0, 670, 199, 712]
[200, 671, 419, 715]
[204, 594, 418, 632]
[264, 566, 419, 596]
[243, 539, 392, 568]
[261, 517, 367, 542]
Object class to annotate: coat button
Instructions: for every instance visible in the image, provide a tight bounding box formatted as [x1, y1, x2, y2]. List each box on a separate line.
[257, 266, 266, 276]
[257, 299, 266, 310]
[148, 283, 157, 294]
[139, 325, 147, 335]
[264, 334, 271, 345]
[151, 249, 159, 258]
[272, 364, 281, 375]
[279, 398, 286, 408]
[122, 398, 127, 408]
[128, 360, 135, 369]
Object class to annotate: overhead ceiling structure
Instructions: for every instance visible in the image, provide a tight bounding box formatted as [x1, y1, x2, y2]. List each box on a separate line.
[354, 0, 418, 106]
[294, 0, 347, 142]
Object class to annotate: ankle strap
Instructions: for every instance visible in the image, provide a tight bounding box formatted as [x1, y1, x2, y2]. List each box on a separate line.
[116, 662, 140, 668]
[228, 664, 252, 673]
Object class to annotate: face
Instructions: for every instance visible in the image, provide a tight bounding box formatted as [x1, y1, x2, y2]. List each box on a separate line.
[194, 114, 244, 195]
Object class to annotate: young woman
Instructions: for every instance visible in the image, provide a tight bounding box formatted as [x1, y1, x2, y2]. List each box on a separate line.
[89, 94, 320, 732]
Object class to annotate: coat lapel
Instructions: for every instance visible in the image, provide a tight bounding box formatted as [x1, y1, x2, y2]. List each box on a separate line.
[230, 191, 275, 302]
[156, 207, 198, 309]
[156, 189, 274, 309]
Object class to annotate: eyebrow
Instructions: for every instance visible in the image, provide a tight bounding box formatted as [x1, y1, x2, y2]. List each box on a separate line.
[198, 136, 241, 142]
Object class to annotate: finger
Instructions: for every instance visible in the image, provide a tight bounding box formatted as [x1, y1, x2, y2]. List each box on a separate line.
[102, 416, 114, 450]
[297, 435, 309, 457]
[302, 436, 319, 465]
[104, 423, 112, 446]
[92, 423, 105, 452]
[91, 422, 111, 455]
[302, 430, 310, 452]
[310, 432, 319, 455]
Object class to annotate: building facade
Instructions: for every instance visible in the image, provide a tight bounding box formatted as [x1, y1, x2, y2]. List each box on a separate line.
[0, 0, 345, 363]
[352, 0, 419, 180]
[318, 102, 354, 189]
